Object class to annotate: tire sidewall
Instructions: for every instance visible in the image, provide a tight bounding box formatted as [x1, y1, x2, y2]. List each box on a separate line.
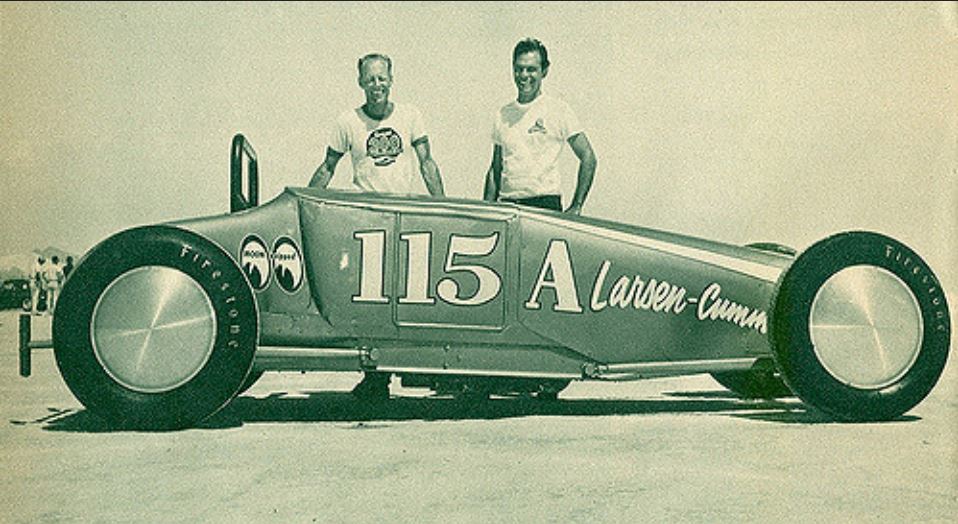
[772, 232, 950, 421]
[53, 226, 258, 429]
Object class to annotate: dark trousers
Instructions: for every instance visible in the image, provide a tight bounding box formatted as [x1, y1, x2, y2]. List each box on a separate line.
[502, 194, 562, 211]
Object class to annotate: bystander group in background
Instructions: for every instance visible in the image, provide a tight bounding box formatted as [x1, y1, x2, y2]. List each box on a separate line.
[29, 254, 66, 316]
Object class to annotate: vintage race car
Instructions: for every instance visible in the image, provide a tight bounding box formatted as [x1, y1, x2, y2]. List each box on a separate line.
[39, 135, 951, 429]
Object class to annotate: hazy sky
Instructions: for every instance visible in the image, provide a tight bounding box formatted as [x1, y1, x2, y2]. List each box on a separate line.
[2, 2, 956, 288]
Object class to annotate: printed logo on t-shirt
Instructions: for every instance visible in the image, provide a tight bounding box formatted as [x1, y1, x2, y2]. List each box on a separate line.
[366, 127, 403, 166]
[527, 118, 546, 134]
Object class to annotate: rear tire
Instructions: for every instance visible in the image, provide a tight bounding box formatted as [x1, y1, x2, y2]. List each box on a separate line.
[53, 226, 258, 429]
[771, 232, 950, 421]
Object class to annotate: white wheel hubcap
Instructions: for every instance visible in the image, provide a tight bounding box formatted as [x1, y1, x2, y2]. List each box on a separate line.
[809, 265, 923, 389]
[91, 266, 217, 393]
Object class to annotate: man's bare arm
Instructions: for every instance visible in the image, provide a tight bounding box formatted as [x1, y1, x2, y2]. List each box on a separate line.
[413, 138, 445, 196]
[483, 145, 503, 202]
[308, 147, 345, 189]
[565, 132, 597, 215]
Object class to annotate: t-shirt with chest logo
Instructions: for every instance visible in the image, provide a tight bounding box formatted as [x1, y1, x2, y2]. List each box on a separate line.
[492, 93, 583, 200]
[328, 102, 427, 194]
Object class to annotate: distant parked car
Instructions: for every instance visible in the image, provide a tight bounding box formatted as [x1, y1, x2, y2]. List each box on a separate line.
[0, 279, 31, 311]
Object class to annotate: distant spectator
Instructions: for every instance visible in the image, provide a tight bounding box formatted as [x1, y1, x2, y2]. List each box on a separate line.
[42, 256, 65, 315]
[30, 256, 45, 316]
[63, 256, 75, 279]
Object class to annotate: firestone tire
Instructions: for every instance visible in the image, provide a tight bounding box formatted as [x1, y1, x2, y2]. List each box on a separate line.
[53, 226, 258, 430]
[771, 232, 950, 421]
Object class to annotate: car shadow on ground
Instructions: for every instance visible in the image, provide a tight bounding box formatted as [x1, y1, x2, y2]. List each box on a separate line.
[662, 391, 921, 424]
[27, 388, 900, 433]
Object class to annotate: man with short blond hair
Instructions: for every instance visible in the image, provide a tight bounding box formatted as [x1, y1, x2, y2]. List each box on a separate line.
[309, 53, 445, 196]
[309, 53, 446, 400]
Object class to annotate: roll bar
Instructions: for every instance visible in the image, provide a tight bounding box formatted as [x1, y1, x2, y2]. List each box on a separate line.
[230, 133, 259, 213]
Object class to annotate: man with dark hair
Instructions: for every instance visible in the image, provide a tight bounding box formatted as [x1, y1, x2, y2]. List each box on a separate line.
[309, 53, 446, 400]
[484, 38, 597, 214]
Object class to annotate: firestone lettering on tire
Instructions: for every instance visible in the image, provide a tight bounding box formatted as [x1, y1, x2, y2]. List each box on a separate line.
[884, 243, 949, 333]
[181, 243, 245, 349]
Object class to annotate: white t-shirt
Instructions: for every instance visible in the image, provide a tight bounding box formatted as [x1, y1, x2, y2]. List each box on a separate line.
[328, 102, 427, 194]
[492, 93, 583, 199]
[42, 263, 63, 288]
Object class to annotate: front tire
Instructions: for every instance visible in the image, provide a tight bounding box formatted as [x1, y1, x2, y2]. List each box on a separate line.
[53, 226, 258, 429]
[771, 232, 950, 421]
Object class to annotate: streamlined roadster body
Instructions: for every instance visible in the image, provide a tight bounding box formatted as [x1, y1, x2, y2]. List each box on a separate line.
[43, 135, 950, 428]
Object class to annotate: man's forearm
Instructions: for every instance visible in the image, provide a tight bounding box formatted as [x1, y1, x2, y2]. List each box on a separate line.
[568, 155, 596, 211]
[309, 164, 333, 189]
[421, 160, 445, 196]
[483, 167, 499, 201]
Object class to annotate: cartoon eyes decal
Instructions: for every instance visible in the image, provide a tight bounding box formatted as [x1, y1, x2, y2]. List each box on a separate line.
[272, 236, 303, 293]
[239, 235, 303, 293]
[240, 235, 270, 291]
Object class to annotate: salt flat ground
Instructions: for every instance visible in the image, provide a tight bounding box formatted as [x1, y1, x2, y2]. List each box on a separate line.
[0, 309, 955, 523]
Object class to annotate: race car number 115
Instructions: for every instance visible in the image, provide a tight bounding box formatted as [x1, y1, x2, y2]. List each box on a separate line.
[353, 231, 502, 307]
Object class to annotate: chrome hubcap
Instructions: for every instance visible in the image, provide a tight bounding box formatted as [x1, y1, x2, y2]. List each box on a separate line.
[809, 265, 923, 389]
[91, 266, 216, 393]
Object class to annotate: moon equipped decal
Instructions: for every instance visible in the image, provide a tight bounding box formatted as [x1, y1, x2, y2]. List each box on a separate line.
[239, 235, 270, 291]
[272, 236, 304, 293]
